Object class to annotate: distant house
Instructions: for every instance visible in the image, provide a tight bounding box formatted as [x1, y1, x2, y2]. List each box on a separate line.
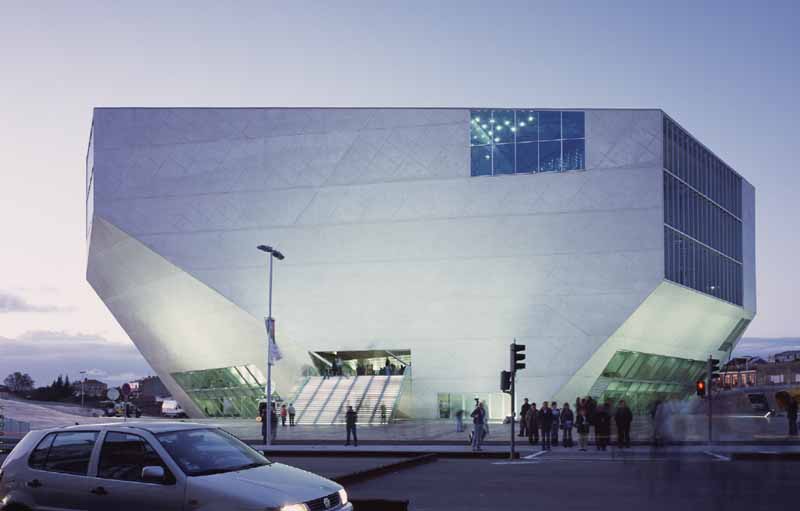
[719, 357, 766, 388]
[78, 379, 108, 398]
[136, 376, 169, 399]
[773, 350, 800, 363]
[757, 360, 800, 386]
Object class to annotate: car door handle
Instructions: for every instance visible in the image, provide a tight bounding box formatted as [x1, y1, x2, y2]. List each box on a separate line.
[90, 486, 108, 496]
[26, 479, 42, 488]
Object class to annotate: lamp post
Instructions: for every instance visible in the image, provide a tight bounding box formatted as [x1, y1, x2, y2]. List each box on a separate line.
[257, 244, 284, 446]
[80, 370, 87, 409]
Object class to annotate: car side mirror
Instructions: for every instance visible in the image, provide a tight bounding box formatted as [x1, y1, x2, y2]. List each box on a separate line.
[141, 466, 165, 483]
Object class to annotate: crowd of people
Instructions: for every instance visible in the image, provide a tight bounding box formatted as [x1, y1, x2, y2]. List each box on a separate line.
[467, 396, 634, 452]
[323, 357, 407, 378]
[519, 397, 633, 451]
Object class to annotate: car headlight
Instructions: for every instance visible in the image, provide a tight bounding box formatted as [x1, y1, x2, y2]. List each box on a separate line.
[338, 488, 349, 506]
[280, 504, 309, 511]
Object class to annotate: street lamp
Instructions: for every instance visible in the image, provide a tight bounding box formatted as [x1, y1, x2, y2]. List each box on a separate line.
[257, 244, 285, 446]
[80, 370, 87, 409]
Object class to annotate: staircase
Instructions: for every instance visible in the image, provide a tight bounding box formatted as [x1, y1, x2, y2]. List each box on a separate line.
[291, 375, 405, 425]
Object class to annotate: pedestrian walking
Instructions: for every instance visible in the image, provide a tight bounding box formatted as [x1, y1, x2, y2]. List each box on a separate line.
[288, 403, 296, 426]
[594, 403, 611, 450]
[539, 401, 553, 450]
[560, 402, 574, 447]
[455, 408, 464, 432]
[470, 400, 485, 451]
[550, 400, 560, 446]
[614, 399, 633, 447]
[576, 407, 590, 451]
[380, 402, 387, 424]
[789, 398, 798, 437]
[345, 405, 358, 446]
[280, 404, 287, 427]
[526, 403, 539, 445]
[519, 398, 530, 437]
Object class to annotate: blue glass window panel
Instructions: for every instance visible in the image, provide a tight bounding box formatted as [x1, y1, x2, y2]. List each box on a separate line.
[562, 139, 585, 170]
[470, 145, 492, 176]
[516, 142, 538, 173]
[562, 111, 585, 139]
[539, 141, 561, 171]
[493, 143, 515, 174]
[515, 110, 538, 143]
[491, 110, 515, 144]
[470, 110, 492, 146]
[538, 111, 561, 141]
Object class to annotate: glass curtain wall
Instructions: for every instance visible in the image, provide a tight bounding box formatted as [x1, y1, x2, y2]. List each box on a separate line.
[597, 350, 706, 414]
[437, 392, 510, 421]
[662, 116, 743, 306]
[172, 365, 267, 418]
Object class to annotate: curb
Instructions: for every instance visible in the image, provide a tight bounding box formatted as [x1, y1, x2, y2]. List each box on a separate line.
[262, 448, 521, 459]
[731, 452, 800, 461]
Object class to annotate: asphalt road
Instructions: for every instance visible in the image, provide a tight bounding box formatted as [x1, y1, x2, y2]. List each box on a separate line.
[344, 452, 798, 511]
[3, 450, 796, 510]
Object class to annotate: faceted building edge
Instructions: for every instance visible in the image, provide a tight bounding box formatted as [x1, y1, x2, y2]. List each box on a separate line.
[85, 107, 756, 420]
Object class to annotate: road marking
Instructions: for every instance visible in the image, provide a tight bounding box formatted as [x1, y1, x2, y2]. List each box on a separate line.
[523, 450, 550, 459]
[492, 460, 542, 465]
[758, 451, 777, 455]
[703, 451, 731, 461]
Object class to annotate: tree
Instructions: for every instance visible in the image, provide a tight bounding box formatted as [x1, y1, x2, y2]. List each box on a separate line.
[4, 372, 35, 393]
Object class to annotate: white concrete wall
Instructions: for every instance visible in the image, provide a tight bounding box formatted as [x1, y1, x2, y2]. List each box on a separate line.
[87, 107, 742, 418]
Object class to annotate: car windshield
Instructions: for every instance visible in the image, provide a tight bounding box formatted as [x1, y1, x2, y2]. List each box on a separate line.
[155, 428, 270, 476]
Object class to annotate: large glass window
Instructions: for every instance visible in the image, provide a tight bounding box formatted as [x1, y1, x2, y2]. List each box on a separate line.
[470, 109, 585, 176]
[172, 365, 267, 418]
[663, 116, 742, 217]
[596, 350, 706, 414]
[98, 432, 173, 483]
[662, 116, 743, 306]
[664, 227, 742, 305]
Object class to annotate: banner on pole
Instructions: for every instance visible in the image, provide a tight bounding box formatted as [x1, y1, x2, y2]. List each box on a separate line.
[265, 317, 283, 362]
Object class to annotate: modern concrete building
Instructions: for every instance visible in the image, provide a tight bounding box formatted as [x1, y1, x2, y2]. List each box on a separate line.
[85, 108, 756, 421]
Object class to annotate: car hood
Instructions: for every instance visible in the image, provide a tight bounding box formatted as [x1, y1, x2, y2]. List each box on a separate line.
[187, 462, 341, 509]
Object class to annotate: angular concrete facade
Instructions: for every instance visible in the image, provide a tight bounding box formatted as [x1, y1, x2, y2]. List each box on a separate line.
[86, 108, 756, 419]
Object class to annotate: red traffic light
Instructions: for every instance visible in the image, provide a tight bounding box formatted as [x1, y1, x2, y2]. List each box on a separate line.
[695, 380, 706, 396]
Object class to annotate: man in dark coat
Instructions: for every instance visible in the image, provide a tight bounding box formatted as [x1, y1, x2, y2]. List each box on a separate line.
[538, 401, 553, 450]
[594, 403, 611, 450]
[345, 405, 358, 447]
[519, 398, 531, 437]
[614, 399, 634, 448]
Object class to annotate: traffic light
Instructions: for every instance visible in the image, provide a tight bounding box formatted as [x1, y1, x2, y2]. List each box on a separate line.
[511, 342, 526, 373]
[695, 379, 706, 397]
[500, 370, 512, 393]
[708, 358, 721, 382]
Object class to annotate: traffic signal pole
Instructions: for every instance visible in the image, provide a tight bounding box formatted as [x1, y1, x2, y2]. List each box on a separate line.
[507, 339, 526, 460]
[707, 355, 713, 444]
[510, 365, 516, 460]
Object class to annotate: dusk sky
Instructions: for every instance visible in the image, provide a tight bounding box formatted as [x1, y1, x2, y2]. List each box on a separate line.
[1, 1, 798, 386]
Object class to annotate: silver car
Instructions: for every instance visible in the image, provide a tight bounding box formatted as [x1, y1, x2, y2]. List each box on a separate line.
[0, 422, 351, 511]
